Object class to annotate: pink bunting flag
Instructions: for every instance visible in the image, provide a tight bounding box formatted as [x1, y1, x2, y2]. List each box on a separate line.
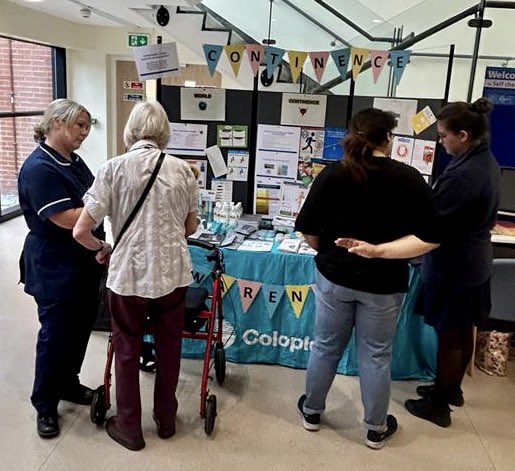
[309, 51, 330, 83]
[238, 280, 262, 313]
[370, 50, 390, 84]
[245, 44, 264, 77]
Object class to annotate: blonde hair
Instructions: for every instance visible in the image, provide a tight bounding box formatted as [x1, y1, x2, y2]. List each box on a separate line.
[34, 99, 91, 142]
[123, 101, 170, 150]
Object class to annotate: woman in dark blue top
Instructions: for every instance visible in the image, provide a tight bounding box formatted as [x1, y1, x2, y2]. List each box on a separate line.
[337, 98, 500, 428]
[18, 99, 109, 439]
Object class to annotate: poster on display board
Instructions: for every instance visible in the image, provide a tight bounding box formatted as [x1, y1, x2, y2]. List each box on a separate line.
[278, 181, 309, 217]
[280, 93, 327, 127]
[227, 150, 249, 182]
[166, 122, 208, 156]
[299, 127, 325, 159]
[373, 98, 418, 136]
[185, 159, 207, 188]
[181, 87, 226, 121]
[254, 176, 282, 217]
[411, 140, 436, 176]
[391, 136, 414, 164]
[217, 125, 249, 148]
[133, 42, 180, 80]
[482, 66, 515, 106]
[323, 128, 346, 161]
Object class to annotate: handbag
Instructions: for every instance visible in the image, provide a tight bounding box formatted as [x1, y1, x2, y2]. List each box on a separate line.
[93, 152, 166, 331]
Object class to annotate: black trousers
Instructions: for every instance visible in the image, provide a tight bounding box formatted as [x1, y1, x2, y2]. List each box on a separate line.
[31, 293, 98, 415]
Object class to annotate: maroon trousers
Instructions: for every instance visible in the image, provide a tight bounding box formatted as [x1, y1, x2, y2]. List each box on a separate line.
[108, 288, 186, 442]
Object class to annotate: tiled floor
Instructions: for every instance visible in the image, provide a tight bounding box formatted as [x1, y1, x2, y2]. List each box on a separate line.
[1, 216, 514, 471]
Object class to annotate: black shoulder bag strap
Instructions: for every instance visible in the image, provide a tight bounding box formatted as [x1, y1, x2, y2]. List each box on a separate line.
[111, 151, 165, 253]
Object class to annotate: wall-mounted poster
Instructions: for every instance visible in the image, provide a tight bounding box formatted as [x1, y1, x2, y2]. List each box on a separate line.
[133, 42, 180, 80]
[281, 93, 327, 127]
[185, 159, 207, 188]
[227, 150, 249, 182]
[279, 181, 309, 217]
[411, 140, 436, 176]
[217, 125, 248, 148]
[254, 176, 282, 217]
[391, 136, 414, 164]
[322, 128, 346, 161]
[166, 122, 208, 156]
[181, 87, 226, 121]
[299, 127, 325, 159]
[373, 97, 418, 136]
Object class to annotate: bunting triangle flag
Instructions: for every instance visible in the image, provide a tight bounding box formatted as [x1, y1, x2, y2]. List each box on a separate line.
[245, 44, 264, 77]
[221, 274, 236, 298]
[287, 50, 308, 83]
[265, 46, 285, 78]
[370, 50, 390, 84]
[191, 269, 210, 286]
[224, 44, 246, 77]
[238, 279, 262, 314]
[351, 47, 369, 80]
[202, 44, 224, 77]
[330, 48, 350, 79]
[285, 285, 310, 319]
[309, 51, 330, 83]
[261, 284, 285, 319]
[390, 50, 411, 86]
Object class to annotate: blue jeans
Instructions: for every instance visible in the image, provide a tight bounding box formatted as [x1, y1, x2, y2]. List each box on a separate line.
[304, 269, 403, 431]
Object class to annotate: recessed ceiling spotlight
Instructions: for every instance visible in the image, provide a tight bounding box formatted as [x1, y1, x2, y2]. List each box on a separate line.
[372, 19, 382, 23]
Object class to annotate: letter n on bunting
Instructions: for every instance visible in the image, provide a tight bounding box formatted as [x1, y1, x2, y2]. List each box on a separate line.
[286, 285, 310, 318]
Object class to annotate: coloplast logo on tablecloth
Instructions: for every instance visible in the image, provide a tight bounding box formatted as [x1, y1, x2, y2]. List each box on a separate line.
[242, 329, 313, 353]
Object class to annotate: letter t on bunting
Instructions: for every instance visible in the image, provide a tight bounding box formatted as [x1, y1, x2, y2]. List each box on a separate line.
[265, 46, 285, 79]
[238, 280, 262, 314]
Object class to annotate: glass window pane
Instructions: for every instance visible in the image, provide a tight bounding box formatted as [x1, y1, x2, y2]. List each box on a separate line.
[0, 38, 53, 113]
[0, 115, 41, 213]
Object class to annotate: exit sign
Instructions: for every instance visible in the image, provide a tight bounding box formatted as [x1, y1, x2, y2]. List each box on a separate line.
[128, 34, 149, 47]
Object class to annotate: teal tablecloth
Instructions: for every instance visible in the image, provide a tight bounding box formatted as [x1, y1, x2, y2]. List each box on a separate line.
[182, 245, 437, 381]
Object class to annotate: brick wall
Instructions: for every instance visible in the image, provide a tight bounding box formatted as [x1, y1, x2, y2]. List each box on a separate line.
[0, 38, 53, 200]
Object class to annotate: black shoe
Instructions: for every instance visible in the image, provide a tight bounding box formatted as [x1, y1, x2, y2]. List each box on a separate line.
[416, 384, 464, 407]
[37, 413, 59, 438]
[61, 384, 94, 405]
[153, 413, 175, 439]
[297, 394, 320, 431]
[106, 417, 145, 451]
[405, 397, 451, 428]
[365, 415, 398, 450]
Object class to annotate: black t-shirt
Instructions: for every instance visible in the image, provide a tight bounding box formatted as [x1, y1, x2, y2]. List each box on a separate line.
[295, 159, 436, 294]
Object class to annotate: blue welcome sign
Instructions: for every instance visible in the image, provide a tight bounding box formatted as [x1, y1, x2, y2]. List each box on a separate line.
[483, 66, 515, 106]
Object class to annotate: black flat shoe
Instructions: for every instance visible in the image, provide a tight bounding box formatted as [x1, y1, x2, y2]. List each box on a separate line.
[153, 413, 175, 439]
[37, 413, 59, 438]
[416, 384, 464, 407]
[106, 417, 145, 451]
[405, 397, 452, 428]
[61, 384, 94, 405]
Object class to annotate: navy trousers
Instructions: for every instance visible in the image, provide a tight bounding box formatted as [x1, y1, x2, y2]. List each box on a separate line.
[31, 292, 98, 415]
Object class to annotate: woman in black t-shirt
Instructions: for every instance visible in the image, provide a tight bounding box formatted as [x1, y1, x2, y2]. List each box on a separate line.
[295, 108, 436, 449]
[337, 98, 500, 429]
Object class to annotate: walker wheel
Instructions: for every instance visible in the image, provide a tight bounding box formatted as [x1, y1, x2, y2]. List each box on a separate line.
[214, 344, 226, 385]
[90, 385, 106, 425]
[204, 394, 217, 436]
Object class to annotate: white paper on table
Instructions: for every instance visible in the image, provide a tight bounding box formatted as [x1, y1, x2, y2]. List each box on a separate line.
[133, 42, 180, 81]
[391, 136, 414, 164]
[166, 122, 208, 156]
[281, 93, 327, 127]
[237, 240, 274, 252]
[181, 87, 226, 121]
[211, 180, 233, 203]
[411, 140, 436, 175]
[254, 176, 282, 217]
[185, 159, 207, 188]
[205, 145, 228, 177]
[373, 97, 418, 136]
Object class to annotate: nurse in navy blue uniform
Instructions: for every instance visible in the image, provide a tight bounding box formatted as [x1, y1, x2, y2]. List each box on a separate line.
[18, 99, 109, 439]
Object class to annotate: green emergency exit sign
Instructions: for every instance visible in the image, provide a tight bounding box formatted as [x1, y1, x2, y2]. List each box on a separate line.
[128, 34, 149, 47]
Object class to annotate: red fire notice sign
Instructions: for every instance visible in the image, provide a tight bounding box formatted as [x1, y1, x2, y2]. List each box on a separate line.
[123, 81, 144, 90]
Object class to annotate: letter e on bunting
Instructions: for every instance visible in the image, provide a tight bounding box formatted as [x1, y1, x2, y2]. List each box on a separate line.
[238, 280, 262, 313]
[261, 284, 285, 319]
[286, 285, 310, 318]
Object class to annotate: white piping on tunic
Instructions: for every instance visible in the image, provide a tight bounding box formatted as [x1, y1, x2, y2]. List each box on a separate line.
[39, 145, 71, 166]
[37, 198, 72, 216]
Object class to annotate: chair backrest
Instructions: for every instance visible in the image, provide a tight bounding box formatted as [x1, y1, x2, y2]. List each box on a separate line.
[491, 258, 515, 323]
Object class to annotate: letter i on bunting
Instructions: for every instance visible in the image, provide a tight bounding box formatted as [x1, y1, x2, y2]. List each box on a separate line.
[238, 280, 262, 314]
[351, 47, 369, 80]
[261, 284, 285, 319]
[221, 274, 236, 298]
[286, 285, 310, 318]
[202, 44, 224, 77]
[224, 44, 246, 77]
[287, 51, 308, 83]
[309, 51, 329, 83]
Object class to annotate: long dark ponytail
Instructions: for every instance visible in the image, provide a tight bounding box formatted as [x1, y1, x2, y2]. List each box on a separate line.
[342, 108, 396, 180]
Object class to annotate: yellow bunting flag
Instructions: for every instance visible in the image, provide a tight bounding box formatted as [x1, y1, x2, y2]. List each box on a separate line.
[351, 47, 370, 80]
[224, 44, 246, 77]
[221, 274, 236, 298]
[286, 285, 310, 318]
[238, 279, 262, 313]
[287, 50, 308, 83]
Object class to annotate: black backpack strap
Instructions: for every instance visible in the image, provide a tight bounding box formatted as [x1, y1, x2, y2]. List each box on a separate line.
[112, 152, 165, 252]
